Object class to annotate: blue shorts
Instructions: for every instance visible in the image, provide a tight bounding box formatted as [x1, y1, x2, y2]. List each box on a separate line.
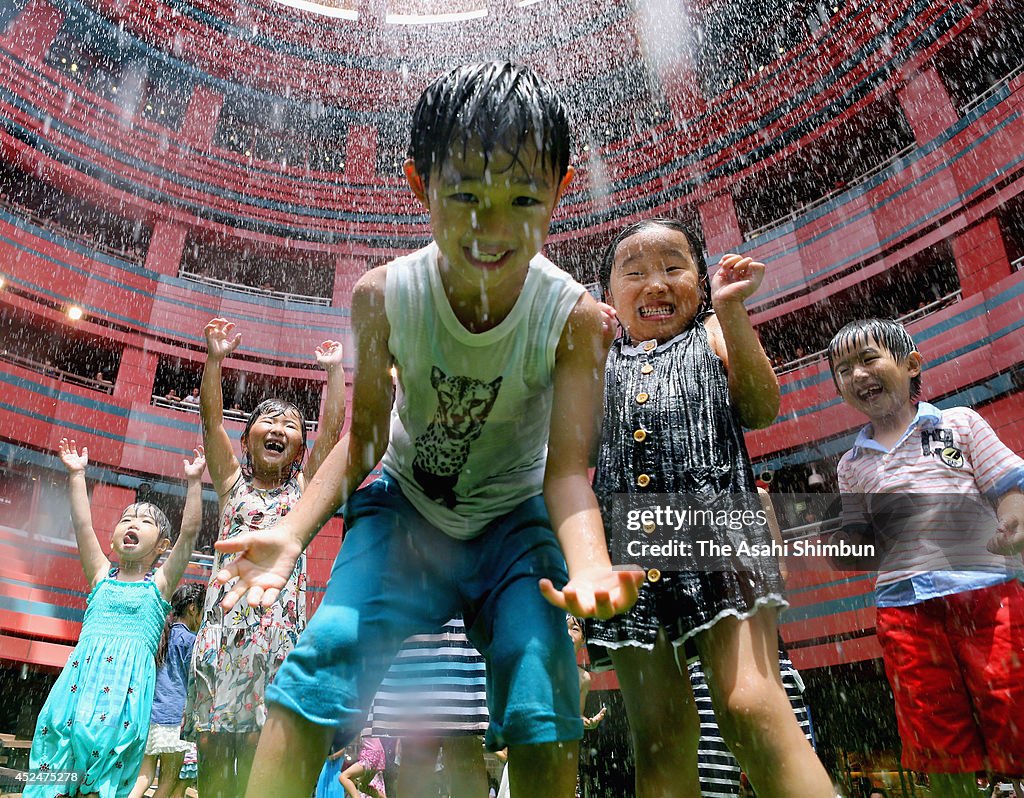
[267, 472, 582, 750]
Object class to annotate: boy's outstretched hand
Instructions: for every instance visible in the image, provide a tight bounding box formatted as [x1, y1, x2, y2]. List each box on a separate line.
[59, 438, 88, 473]
[988, 491, 1024, 556]
[214, 525, 304, 610]
[538, 567, 645, 620]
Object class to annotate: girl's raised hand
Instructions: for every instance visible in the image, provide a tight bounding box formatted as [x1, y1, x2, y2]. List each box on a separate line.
[183, 445, 207, 480]
[315, 340, 345, 372]
[711, 254, 765, 307]
[204, 318, 242, 361]
[58, 438, 88, 473]
[595, 302, 619, 347]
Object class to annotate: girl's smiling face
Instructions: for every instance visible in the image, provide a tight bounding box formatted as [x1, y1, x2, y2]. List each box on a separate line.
[607, 226, 704, 345]
[242, 403, 306, 479]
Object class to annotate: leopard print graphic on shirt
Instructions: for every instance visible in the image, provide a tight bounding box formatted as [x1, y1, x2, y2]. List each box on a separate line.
[413, 366, 503, 508]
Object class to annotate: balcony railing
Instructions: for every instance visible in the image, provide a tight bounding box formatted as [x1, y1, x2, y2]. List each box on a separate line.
[150, 394, 320, 431]
[960, 62, 1024, 115]
[0, 193, 147, 265]
[770, 289, 962, 376]
[0, 350, 114, 393]
[179, 269, 332, 306]
[742, 144, 916, 242]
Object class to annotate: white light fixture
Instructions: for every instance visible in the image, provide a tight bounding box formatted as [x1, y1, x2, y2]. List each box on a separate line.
[807, 464, 824, 487]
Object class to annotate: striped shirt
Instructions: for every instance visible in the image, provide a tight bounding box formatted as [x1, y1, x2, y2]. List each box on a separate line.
[837, 402, 1024, 598]
[365, 617, 488, 736]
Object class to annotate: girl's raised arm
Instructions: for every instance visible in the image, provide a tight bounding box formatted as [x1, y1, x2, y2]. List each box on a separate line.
[156, 446, 207, 598]
[201, 318, 243, 495]
[58, 438, 110, 589]
[707, 254, 780, 429]
[303, 340, 346, 484]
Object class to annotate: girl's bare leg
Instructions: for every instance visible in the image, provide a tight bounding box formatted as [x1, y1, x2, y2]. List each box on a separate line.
[699, 608, 833, 798]
[610, 629, 701, 798]
[199, 731, 262, 798]
[508, 741, 578, 798]
[128, 754, 157, 798]
[396, 738, 443, 798]
[152, 751, 186, 798]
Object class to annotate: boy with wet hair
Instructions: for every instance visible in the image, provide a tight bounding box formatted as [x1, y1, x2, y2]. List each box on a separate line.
[829, 318, 1024, 797]
[214, 61, 643, 798]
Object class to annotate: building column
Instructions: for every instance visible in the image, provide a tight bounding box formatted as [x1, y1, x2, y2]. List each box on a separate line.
[114, 346, 159, 404]
[344, 124, 379, 184]
[896, 64, 959, 145]
[0, 0, 64, 58]
[144, 220, 188, 277]
[699, 193, 743, 257]
[951, 217, 1012, 297]
[181, 84, 224, 148]
[333, 254, 367, 308]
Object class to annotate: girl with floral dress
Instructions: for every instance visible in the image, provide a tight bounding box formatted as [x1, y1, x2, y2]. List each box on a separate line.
[185, 318, 346, 798]
[26, 439, 204, 798]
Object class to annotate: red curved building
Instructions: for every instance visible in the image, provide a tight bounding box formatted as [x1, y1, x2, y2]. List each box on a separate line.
[1, 0, 1022, 786]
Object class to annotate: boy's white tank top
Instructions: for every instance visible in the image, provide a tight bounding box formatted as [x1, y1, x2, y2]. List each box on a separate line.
[380, 243, 584, 539]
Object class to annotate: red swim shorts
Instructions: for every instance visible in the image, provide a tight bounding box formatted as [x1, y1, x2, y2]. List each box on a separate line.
[875, 579, 1024, 774]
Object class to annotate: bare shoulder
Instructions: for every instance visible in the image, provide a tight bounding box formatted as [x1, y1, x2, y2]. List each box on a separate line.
[351, 265, 390, 330]
[352, 264, 388, 302]
[556, 292, 604, 357]
[702, 312, 728, 363]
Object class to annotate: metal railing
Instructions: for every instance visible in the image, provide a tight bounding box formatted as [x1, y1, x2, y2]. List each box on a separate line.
[742, 144, 916, 242]
[961, 62, 1024, 115]
[770, 289, 961, 375]
[150, 394, 319, 431]
[0, 193, 147, 264]
[0, 350, 114, 393]
[179, 269, 332, 306]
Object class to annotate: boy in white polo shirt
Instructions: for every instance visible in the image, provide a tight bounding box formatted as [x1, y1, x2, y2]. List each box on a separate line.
[828, 318, 1024, 798]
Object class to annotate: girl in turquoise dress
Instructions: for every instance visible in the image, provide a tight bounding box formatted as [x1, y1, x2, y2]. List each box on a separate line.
[26, 438, 205, 798]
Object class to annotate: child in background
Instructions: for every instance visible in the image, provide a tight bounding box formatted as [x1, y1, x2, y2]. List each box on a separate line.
[366, 617, 489, 798]
[338, 736, 388, 798]
[27, 439, 204, 798]
[129, 582, 205, 798]
[214, 62, 643, 798]
[829, 318, 1024, 798]
[586, 218, 833, 798]
[185, 318, 346, 798]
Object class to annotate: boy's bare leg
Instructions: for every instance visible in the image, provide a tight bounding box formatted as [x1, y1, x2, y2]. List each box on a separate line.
[701, 609, 834, 798]
[395, 738, 442, 798]
[243, 707, 334, 798]
[508, 741, 578, 798]
[928, 773, 980, 798]
[443, 736, 488, 798]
